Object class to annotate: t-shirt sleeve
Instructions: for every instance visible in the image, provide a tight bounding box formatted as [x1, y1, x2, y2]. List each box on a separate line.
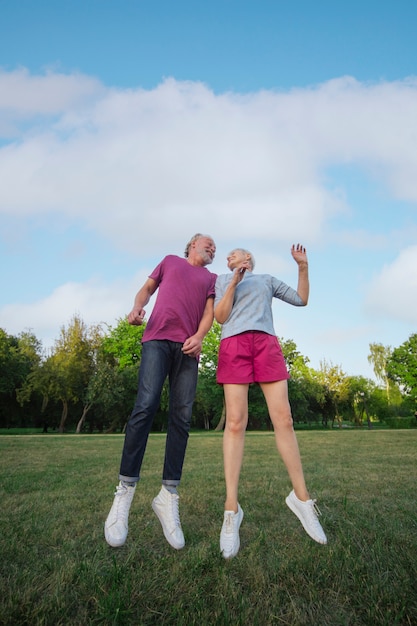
[214, 274, 228, 306]
[207, 272, 217, 298]
[272, 277, 304, 306]
[148, 257, 166, 285]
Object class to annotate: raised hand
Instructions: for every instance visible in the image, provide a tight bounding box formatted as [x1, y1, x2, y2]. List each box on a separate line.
[291, 243, 308, 265]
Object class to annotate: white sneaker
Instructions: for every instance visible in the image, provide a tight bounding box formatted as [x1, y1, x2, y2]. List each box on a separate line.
[152, 486, 185, 550]
[285, 490, 327, 545]
[220, 504, 244, 559]
[104, 481, 136, 547]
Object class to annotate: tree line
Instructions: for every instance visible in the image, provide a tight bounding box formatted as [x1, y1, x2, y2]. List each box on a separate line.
[1, 315, 416, 433]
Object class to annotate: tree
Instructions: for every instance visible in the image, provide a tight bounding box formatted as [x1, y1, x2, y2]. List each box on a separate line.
[77, 360, 138, 433]
[17, 353, 56, 429]
[279, 338, 318, 425]
[1, 329, 43, 427]
[279, 337, 310, 374]
[315, 360, 350, 427]
[75, 324, 107, 433]
[195, 322, 224, 430]
[89, 318, 147, 433]
[18, 316, 100, 432]
[368, 343, 392, 400]
[346, 375, 377, 428]
[387, 334, 417, 404]
[52, 316, 102, 432]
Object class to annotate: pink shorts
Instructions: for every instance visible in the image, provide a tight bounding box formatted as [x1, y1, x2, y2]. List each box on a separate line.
[216, 331, 290, 384]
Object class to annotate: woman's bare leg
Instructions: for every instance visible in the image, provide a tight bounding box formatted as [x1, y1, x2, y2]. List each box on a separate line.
[222, 383, 249, 512]
[260, 380, 309, 501]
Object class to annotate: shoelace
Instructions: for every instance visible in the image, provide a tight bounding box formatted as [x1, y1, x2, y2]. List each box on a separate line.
[114, 484, 133, 517]
[224, 512, 234, 535]
[306, 500, 322, 526]
[222, 513, 237, 552]
[168, 493, 182, 529]
[312, 500, 322, 516]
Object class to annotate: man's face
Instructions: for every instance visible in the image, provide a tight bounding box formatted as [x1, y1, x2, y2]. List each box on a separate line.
[194, 236, 216, 265]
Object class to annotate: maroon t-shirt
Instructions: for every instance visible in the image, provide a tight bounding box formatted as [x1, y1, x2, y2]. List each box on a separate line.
[143, 255, 216, 344]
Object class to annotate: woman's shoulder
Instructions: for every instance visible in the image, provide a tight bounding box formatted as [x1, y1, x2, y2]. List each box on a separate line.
[216, 272, 231, 282]
[248, 272, 275, 283]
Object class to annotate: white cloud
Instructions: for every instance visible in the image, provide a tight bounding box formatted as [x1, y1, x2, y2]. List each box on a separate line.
[0, 67, 103, 115]
[1, 69, 417, 377]
[0, 269, 153, 351]
[1, 71, 416, 259]
[365, 245, 417, 324]
[334, 229, 388, 250]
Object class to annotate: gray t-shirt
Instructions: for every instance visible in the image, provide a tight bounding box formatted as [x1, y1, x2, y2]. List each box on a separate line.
[214, 272, 304, 340]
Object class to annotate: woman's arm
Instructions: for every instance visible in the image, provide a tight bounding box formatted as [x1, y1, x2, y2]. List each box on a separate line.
[291, 244, 309, 305]
[214, 268, 247, 323]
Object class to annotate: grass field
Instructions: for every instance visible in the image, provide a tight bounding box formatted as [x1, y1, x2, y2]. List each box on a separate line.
[1, 430, 416, 625]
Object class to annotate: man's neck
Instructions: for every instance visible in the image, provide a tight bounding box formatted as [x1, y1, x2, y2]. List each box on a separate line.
[187, 256, 205, 267]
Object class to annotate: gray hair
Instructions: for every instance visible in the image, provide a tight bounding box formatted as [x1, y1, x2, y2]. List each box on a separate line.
[184, 233, 211, 258]
[230, 248, 255, 270]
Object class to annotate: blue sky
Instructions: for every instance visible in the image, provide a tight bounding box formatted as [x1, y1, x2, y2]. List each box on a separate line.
[1, 0, 417, 380]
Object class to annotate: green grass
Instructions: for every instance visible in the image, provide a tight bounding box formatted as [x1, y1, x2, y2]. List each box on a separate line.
[1, 431, 416, 625]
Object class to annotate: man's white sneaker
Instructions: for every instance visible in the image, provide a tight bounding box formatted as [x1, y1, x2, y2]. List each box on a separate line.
[285, 490, 327, 545]
[220, 504, 244, 559]
[152, 486, 185, 550]
[104, 481, 136, 547]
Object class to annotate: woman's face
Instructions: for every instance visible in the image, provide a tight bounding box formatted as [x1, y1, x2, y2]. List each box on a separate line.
[227, 249, 250, 271]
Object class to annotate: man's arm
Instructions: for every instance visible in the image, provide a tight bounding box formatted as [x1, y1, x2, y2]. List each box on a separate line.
[127, 277, 158, 325]
[182, 297, 214, 357]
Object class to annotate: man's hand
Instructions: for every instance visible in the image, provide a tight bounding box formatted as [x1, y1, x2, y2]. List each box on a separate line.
[182, 335, 203, 358]
[127, 307, 146, 326]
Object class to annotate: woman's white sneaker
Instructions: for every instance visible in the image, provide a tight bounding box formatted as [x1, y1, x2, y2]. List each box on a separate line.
[285, 490, 327, 545]
[220, 504, 244, 559]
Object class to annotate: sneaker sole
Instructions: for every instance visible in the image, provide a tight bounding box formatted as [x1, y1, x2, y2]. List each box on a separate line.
[104, 524, 127, 548]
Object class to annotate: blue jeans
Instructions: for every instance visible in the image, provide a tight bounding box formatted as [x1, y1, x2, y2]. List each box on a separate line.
[119, 340, 199, 486]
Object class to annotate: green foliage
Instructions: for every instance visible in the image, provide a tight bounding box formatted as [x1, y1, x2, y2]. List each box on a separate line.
[279, 336, 310, 373]
[81, 361, 139, 432]
[0, 328, 41, 395]
[0, 329, 43, 427]
[387, 333, 417, 402]
[383, 415, 417, 429]
[28, 316, 101, 432]
[4, 319, 416, 432]
[247, 384, 281, 429]
[194, 322, 224, 429]
[368, 342, 391, 386]
[102, 318, 145, 369]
